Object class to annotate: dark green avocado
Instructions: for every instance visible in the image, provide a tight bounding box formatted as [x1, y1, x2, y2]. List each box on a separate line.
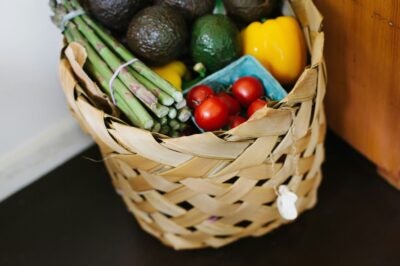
[191, 14, 241, 73]
[154, 0, 215, 20]
[126, 6, 188, 65]
[83, 0, 147, 33]
[223, 0, 280, 23]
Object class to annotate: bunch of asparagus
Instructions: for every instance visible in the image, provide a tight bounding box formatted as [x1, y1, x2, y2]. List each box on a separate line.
[50, 0, 190, 136]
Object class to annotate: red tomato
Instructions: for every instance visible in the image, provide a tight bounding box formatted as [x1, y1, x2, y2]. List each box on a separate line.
[216, 92, 241, 115]
[195, 98, 229, 131]
[229, 115, 247, 129]
[247, 99, 267, 118]
[186, 85, 215, 109]
[232, 76, 265, 107]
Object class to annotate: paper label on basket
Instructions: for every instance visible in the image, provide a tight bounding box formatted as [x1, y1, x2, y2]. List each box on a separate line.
[277, 185, 298, 220]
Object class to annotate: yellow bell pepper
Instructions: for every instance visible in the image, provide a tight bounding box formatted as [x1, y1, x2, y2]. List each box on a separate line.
[152, 61, 187, 91]
[242, 16, 307, 85]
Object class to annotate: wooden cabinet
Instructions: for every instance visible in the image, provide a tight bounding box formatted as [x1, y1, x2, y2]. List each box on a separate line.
[313, 0, 400, 188]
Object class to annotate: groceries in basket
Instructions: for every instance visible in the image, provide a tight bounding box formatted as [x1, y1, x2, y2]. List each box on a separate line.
[50, 0, 307, 137]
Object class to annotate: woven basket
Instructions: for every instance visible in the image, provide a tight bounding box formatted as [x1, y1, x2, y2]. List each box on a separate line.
[59, 0, 326, 250]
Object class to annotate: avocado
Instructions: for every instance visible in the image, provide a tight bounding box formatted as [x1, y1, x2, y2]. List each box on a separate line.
[154, 0, 215, 20]
[83, 0, 147, 32]
[191, 15, 241, 73]
[126, 6, 188, 65]
[223, 0, 280, 23]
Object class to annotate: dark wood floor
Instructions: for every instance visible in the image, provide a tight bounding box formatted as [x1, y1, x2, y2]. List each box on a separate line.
[1, 132, 399, 266]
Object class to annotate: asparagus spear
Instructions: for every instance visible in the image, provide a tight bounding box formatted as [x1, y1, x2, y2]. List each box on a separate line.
[62, 3, 171, 119]
[160, 125, 171, 135]
[128, 69, 175, 106]
[179, 122, 187, 131]
[152, 122, 161, 133]
[178, 108, 191, 122]
[169, 119, 180, 131]
[70, 0, 183, 103]
[175, 99, 187, 110]
[160, 117, 168, 125]
[85, 61, 141, 127]
[168, 108, 177, 119]
[52, 0, 189, 136]
[170, 131, 181, 138]
[65, 24, 154, 129]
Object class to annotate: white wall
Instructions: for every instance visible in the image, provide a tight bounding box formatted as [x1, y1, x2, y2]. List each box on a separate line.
[0, 1, 92, 201]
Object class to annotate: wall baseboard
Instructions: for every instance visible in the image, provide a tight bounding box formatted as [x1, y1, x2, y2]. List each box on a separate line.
[0, 116, 93, 202]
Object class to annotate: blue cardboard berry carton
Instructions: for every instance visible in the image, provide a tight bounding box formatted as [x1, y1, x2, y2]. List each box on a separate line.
[187, 55, 287, 101]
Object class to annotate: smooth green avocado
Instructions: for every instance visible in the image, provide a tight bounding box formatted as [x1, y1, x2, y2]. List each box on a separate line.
[191, 14, 242, 73]
[126, 6, 188, 66]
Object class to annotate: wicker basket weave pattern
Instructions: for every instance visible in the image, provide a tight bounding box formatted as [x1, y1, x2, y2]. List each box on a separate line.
[59, 0, 326, 249]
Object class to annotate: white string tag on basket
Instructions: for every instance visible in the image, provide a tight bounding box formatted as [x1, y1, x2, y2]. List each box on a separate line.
[109, 58, 139, 104]
[277, 185, 298, 221]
